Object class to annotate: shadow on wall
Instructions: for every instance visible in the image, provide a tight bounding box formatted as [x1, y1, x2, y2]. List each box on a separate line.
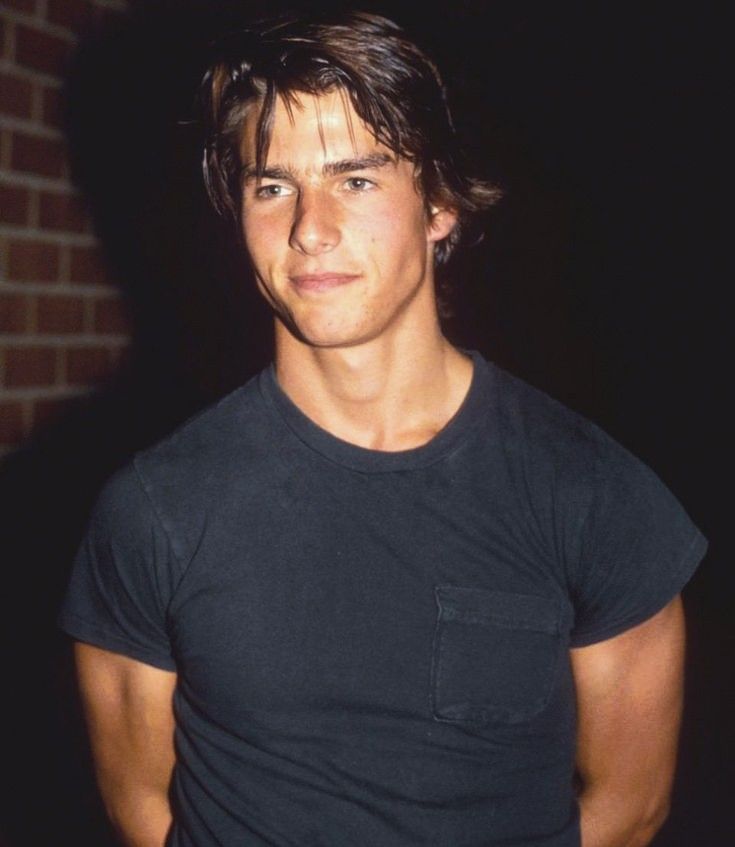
[0, 5, 274, 844]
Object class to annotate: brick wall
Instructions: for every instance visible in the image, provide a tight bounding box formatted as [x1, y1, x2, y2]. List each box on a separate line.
[0, 0, 130, 456]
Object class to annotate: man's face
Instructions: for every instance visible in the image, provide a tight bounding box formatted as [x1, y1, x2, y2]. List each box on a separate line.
[239, 89, 455, 350]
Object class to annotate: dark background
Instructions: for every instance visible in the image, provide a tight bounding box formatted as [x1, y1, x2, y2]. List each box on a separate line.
[0, 1, 730, 844]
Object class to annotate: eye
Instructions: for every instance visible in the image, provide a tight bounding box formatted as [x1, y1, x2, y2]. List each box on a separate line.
[254, 183, 293, 199]
[344, 177, 375, 192]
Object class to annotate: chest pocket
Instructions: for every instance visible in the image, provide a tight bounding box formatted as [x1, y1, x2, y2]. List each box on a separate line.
[431, 586, 563, 726]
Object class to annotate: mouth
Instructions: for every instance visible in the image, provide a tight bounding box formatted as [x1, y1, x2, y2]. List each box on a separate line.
[289, 273, 362, 292]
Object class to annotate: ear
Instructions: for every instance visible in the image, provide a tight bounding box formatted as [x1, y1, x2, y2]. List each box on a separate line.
[426, 205, 458, 244]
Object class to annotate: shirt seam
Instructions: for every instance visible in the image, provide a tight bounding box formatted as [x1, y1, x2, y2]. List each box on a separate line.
[570, 528, 707, 645]
[132, 455, 181, 561]
[59, 611, 176, 668]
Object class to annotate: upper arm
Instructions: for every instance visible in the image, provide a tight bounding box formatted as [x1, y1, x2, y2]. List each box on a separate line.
[75, 641, 177, 797]
[570, 595, 686, 805]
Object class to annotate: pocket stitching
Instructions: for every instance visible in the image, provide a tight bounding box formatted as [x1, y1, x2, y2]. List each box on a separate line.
[430, 587, 563, 726]
[442, 608, 558, 633]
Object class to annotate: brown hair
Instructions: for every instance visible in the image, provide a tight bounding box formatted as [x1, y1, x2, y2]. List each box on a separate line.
[200, 10, 501, 266]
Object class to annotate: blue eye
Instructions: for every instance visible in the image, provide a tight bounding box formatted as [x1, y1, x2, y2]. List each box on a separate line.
[254, 183, 296, 200]
[345, 177, 374, 191]
[256, 185, 283, 198]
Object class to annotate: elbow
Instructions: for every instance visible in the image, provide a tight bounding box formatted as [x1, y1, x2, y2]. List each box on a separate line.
[632, 797, 671, 847]
[578, 780, 673, 847]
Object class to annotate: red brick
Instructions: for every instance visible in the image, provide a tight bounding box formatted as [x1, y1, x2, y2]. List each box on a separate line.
[37, 294, 85, 333]
[0, 0, 36, 12]
[0, 401, 26, 444]
[0, 71, 33, 119]
[10, 130, 66, 178]
[93, 295, 131, 335]
[3, 346, 57, 387]
[0, 183, 30, 225]
[69, 245, 110, 285]
[65, 345, 111, 385]
[15, 24, 72, 77]
[47, 0, 94, 33]
[42, 85, 64, 128]
[7, 239, 60, 282]
[39, 190, 87, 232]
[0, 293, 31, 332]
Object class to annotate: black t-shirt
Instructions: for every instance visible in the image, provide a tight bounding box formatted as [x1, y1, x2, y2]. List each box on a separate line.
[59, 352, 707, 846]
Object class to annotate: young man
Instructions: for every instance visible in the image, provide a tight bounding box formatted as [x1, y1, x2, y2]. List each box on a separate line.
[60, 12, 707, 847]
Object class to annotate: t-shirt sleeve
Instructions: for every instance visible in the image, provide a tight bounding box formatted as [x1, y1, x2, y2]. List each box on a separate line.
[569, 432, 708, 647]
[58, 460, 177, 670]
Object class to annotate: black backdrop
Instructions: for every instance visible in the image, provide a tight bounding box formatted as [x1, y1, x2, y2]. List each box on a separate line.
[0, 2, 729, 844]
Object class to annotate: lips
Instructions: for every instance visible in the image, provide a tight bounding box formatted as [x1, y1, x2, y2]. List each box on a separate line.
[289, 272, 361, 292]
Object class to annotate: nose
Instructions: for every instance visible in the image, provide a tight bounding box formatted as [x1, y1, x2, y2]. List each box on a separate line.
[289, 189, 340, 256]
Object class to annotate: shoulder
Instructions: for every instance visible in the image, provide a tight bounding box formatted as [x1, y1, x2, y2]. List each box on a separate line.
[92, 371, 277, 551]
[486, 360, 615, 488]
[133, 369, 278, 495]
[492, 363, 689, 526]
[478, 360, 705, 643]
[486, 356, 698, 523]
[139, 371, 266, 466]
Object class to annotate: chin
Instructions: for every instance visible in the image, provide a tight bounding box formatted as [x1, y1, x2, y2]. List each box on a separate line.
[276, 307, 369, 348]
[300, 329, 372, 350]
[289, 319, 383, 351]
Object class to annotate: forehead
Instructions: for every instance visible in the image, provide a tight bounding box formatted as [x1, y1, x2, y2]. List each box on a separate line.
[240, 88, 392, 169]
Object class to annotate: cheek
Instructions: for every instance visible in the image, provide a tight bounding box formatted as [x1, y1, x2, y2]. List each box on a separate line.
[358, 202, 426, 253]
[243, 216, 282, 267]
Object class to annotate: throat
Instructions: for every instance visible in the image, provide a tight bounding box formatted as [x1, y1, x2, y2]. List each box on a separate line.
[275, 342, 474, 452]
[352, 421, 446, 452]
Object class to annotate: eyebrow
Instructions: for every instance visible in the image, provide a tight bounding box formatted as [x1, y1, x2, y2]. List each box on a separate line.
[241, 153, 394, 183]
[323, 153, 394, 177]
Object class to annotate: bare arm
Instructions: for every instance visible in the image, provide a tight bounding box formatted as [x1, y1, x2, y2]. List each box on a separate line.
[571, 596, 686, 847]
[75, 642, 177, 847]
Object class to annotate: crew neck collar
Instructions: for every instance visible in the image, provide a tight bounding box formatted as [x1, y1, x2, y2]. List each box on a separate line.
[258, 350, 493, 473]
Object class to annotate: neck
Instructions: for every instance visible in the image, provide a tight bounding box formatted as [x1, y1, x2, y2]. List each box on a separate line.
[273, 320, 473, 452]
